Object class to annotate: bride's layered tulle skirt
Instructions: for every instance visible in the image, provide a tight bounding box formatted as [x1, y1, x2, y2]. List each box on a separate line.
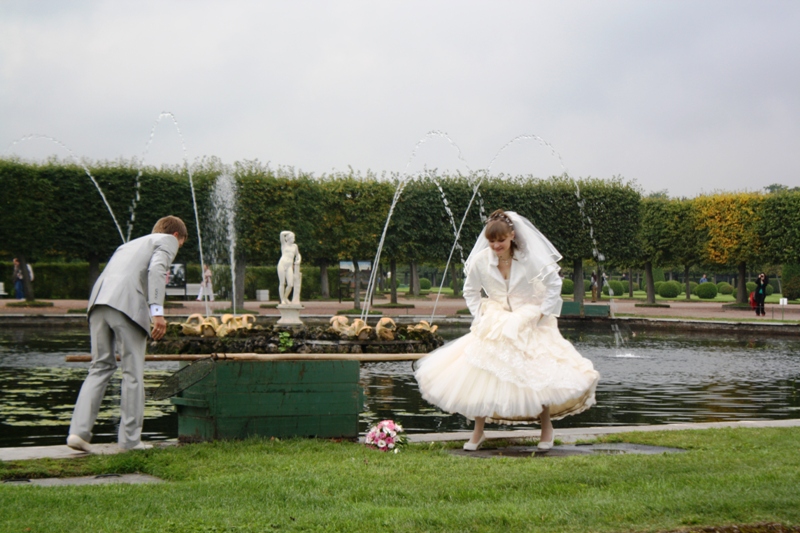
[414, 300, 600, 424]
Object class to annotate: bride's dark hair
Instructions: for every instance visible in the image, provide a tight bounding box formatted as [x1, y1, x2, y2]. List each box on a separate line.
[485, 209, 518, 256]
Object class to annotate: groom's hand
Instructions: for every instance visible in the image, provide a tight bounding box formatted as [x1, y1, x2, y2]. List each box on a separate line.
[151, 316, 167, 340]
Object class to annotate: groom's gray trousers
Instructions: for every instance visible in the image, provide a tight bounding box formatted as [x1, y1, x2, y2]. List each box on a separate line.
[68, 305, 148, 449]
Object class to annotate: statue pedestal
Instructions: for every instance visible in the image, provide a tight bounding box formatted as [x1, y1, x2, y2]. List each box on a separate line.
[276, 303, 305, 326]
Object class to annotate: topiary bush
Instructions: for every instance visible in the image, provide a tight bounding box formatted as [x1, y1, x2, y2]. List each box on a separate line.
[561, 278, 574, 295]
[583, 279, 591, 292]
[658, 280, 681, 298]
[688, 281, 698, 294]
[746, 281, 756, 293]
[602, 280, 624, 296]
[782, 264, 800, 300]
[717, 282, 734, 295]
[621, 280, 639, 292]
[419, 277, 432, 290]
[766, 284, 774, 296]
[654, 281, 664, 293]
[783, 277, 800, 300]
[695, 282, 718, 299]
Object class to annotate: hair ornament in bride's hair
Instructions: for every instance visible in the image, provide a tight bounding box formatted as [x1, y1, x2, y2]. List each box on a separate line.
[486, 210, 514, 229]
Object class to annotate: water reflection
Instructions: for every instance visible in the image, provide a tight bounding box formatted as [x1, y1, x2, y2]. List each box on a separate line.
[1, 326, 798, 447]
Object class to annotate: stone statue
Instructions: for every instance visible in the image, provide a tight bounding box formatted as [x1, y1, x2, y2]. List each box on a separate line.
[277, 230, 302, 305]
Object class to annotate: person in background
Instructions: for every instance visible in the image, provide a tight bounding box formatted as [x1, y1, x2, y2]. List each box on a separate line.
[699, 274, 708, 284]
[754, 273, 769, 317]
[12, 258, 33, 300]
[196, 263, 214, 302]
[67, 215, 187, 453]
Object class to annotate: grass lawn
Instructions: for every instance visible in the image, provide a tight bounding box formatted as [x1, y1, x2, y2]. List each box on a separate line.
[573, 291, 797, 304]
[2, 427, 799, 532]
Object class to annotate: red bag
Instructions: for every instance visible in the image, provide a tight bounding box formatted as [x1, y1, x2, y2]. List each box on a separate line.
[749, 291, 756, 309]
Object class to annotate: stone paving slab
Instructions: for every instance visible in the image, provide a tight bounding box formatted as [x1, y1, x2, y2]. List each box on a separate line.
[2, 419, 798, 462]
[3, 473, 164, 486]
[1, 442, 172, 462]
[447, 442, 687, 459]
[406, 418, 800, 444]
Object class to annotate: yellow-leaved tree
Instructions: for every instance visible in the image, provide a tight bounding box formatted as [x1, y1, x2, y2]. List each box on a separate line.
[694, 193, 764, 303]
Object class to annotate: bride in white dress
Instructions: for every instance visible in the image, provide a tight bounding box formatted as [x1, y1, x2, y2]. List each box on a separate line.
[414, 209, 600, 451]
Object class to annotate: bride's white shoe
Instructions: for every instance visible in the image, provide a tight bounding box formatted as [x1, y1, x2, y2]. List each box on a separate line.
[537, 438, 554, 451]
[537, 433, 555, 451]
[463, 434, 486, 451]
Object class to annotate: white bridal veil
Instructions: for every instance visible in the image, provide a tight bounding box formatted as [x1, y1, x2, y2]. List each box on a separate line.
[465, 211, 562, 285]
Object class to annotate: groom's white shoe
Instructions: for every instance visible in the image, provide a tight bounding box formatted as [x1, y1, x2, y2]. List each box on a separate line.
[66, 434, 92, 453]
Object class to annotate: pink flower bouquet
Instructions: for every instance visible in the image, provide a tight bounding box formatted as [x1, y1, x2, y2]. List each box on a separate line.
[365, 419, 408, 453]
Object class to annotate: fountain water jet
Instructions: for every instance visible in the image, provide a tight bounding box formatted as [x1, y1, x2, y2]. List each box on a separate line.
[360, 132, 484, 321]
[206, 173, 239, 316]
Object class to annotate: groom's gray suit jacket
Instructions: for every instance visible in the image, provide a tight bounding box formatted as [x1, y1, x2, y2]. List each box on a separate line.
[88, 233, 180, 334]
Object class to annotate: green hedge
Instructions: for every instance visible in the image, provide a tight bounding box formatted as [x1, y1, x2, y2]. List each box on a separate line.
[658, 280, 682, 298]
[211, 265, 339, 301]
[695, 282, 718, 299]
[1, 262, 94, 299]
[782, 264, 800, 300]
[620, 281, 639, 292]
[602, 280, 624, 296]
[717, 282, 734, 295]
[0, 261, 340, 301]
[419, 277, 432, 290]
[561, 278, 574, 295]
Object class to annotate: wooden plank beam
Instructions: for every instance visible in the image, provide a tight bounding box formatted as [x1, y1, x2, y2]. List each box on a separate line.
[64, 352, 427, 363]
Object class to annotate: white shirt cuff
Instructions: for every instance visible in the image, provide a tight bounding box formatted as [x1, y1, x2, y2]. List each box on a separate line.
[150, 304, 164, 317]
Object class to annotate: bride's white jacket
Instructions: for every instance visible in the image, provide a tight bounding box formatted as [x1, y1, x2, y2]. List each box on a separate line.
[463, 247, 563, 320]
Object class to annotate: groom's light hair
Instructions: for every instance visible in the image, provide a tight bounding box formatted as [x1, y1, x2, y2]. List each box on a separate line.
[152, 216, 188, 240]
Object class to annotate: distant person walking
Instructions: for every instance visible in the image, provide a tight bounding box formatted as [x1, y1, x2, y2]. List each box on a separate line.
[196, 264, 214, 302]
[699, 274, 708, 284]
[67, 215, 187, 453]
[12, 258, 33, 300]
[754, 273, 768, 317]
[591, 272, 598, 302]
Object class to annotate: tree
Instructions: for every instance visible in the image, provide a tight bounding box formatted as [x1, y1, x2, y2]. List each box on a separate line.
[662, 199, 704, 300]
[636, 198, 673, 304]
[694, 193, 764, 303]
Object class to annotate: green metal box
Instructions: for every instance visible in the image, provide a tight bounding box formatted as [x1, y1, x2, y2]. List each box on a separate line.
[171, 360, 363, 441]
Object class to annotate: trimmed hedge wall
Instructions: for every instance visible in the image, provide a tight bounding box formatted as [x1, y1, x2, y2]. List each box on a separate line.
[0, 262, 339, 301]
[1, 262, 95, 299]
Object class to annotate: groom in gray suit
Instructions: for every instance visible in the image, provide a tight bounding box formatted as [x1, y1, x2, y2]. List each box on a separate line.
[67, 215, 187, 452]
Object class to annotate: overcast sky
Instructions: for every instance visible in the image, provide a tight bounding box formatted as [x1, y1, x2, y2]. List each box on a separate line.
[2, 1, 799, 198]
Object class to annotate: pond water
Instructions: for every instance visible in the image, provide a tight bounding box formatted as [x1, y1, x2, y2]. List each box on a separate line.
[1, 325, 799, 447]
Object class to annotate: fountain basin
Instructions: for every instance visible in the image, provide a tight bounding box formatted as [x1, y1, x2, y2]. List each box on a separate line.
[173, 360, 363, 442]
